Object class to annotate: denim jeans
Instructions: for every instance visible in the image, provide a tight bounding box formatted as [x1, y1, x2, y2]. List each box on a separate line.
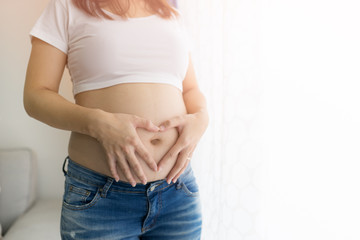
[60, 157, 202, 240]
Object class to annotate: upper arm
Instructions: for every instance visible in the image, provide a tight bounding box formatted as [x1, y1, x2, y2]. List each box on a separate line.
[24, 36, 67, 94]
[182, 53, 199, 94]
[25, 0, 69, 94]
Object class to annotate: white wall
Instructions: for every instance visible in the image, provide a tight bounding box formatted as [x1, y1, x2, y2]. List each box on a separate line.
[0, 0, 73, 199]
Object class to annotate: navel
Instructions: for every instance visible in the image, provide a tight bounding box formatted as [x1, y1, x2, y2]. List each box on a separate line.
[150, 138, 161, 145]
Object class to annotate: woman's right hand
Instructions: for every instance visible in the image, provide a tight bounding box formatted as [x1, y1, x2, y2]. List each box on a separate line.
[90, 109, 160, 187]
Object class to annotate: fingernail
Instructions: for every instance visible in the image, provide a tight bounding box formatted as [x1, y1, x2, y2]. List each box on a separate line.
[173, 178, 177, 183]
[131, 182, 136, 187]
[159, 125, 165, 131]
[167, 179, 171, 184]
[158, 166, 162, 172]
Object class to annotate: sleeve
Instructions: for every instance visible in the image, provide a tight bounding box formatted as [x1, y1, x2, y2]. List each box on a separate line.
[29, 0, 69, 54]
[175, 9, 194, 54]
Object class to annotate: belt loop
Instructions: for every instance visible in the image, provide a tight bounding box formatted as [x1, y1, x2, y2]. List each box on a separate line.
[100, 178, 114, 198]
[62, 156, 68, 176]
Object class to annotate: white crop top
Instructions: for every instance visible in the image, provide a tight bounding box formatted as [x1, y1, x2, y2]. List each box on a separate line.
[29, 0, 192, 96]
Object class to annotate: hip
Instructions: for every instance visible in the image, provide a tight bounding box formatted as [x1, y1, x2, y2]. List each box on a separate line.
[60, 156, 202, 239]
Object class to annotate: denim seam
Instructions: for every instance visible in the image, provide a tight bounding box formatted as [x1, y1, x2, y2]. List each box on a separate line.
[153, 182, 174, 192]
[110, 189, 145, 194]
[100, 178, 114, 198]
[153, 168, 192, 192]
[109, 181, 175, 194]
[66, 165, 192, 193]
[67, 172, 104, 188]
[67, 173, 148, 193]
[143, 189, 163, 231]
[67, 184, 91, 203]
[62, 188, 102, 211]
[68, 184, 91, 197]
[180, 182, 200, 197]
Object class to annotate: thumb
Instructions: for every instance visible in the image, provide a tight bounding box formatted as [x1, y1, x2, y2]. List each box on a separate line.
[158, 115, 184, 132]
[132, 116, 160, 132]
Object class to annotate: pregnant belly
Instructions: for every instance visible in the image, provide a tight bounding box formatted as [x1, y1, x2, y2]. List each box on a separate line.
[68, 83, 187, 183]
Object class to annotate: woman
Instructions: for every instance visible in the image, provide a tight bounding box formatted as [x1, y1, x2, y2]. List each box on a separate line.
[24, 0, 208, 239]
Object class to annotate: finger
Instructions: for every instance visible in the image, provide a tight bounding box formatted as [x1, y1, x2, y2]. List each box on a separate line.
[115, 152, 137, 187]
[157, 134, 190, 170]
[123, 146, 148, 185]
[159, 115, 184, 131]
[134, 140, 158, 172]
[166, 149, 190, 184]
[132, 115, 159, 132]
[106, 153, 120, 182]
[173, 158, 191, 183]
[173, 151, 193, 183]
[157, 143, 182, 172]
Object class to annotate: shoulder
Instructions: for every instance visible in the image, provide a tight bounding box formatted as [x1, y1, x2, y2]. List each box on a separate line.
[53, 0, 81, 20]
[168, 6, 186, 25]
[43, 0, 70, 13]
[57, 0, 69, 6]
[55, 0, 73, 11]
[171, 6, 183, 17]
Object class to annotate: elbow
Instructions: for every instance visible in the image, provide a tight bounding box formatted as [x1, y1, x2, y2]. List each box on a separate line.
[23, 91, 36, 118]
[23, 97, 33, 117]
[182, 86, 200, 97]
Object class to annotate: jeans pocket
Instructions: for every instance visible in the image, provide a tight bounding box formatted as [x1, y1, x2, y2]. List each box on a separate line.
[179, 175, 200, 197]
[62, 176, 101, 211]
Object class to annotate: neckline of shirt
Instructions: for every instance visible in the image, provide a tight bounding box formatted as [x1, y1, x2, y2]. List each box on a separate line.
[101, 8, 158, 20]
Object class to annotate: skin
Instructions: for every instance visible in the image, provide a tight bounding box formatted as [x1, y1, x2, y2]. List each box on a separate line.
[24, 0, 209, 187]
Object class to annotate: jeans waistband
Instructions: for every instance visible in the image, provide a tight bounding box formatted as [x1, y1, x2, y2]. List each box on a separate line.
[62, 156, 193, 191]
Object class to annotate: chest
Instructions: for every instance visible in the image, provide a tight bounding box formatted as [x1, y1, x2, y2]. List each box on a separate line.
[66, 17, 188, 73]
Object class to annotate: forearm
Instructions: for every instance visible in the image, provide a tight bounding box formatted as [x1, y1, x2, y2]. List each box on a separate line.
[23, 89, 101, 137]
[183, 88, 209, 126]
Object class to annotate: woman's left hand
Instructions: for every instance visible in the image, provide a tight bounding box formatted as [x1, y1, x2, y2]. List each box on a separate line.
[157, 111, 209, 184]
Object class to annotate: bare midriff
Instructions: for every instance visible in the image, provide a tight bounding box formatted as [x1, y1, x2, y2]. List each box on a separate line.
[68, 83, 187, 183]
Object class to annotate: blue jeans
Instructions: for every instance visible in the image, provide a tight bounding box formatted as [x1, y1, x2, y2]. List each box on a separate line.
[60, 157, 202, 240]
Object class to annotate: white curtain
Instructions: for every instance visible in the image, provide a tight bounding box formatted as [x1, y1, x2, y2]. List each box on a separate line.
[178, 1, 265, 239]
[179, 0, 360, 239]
